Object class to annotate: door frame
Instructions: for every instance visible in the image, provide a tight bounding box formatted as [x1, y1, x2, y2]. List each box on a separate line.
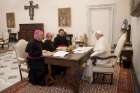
[87, 4, 115, 45]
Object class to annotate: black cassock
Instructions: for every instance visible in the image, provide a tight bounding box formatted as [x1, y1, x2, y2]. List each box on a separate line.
[25, 39, 48, 86]
[43, 40, 56, 52]
[43, 40, 66, 75]
[54, 35, 69, 48]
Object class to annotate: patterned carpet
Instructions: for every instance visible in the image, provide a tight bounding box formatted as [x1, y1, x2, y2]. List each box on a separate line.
[117, 66, 134, 93]
[0, 50, 134, 93]
[1, 77, 119, 93]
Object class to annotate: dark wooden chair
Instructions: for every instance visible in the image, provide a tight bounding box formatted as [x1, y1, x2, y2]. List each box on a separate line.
[0, 32, 9, 48]
[66, 34, 73, 45]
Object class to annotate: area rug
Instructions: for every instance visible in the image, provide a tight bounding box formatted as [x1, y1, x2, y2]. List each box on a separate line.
[1, 65, 121, 93]
[0, 50, 134, 93]
[117, 66, 134, 93]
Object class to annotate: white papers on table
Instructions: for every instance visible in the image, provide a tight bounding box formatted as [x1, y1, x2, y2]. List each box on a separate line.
[42, 50, 54, 56]
[53, 51, 69, 57]
[73, 47, 93, 54]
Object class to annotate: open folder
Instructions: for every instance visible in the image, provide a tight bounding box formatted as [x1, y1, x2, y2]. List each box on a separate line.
[53, 51, 69, 57]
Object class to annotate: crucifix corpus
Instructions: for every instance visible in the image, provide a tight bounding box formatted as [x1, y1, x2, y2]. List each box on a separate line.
[24, 1, 39, 20]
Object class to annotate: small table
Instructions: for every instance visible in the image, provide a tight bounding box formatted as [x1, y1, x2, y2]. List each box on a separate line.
[44, 49, 93, 93]
[121, 46, 133, 68]
[9, 33, 17, 42]
[0, 38, 9, 48]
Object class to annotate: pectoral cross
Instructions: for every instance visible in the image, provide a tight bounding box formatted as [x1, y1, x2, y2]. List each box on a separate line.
[24, 1, 38, 20]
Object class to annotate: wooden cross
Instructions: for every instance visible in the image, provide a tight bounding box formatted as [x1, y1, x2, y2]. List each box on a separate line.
[24, 1, 38, 20]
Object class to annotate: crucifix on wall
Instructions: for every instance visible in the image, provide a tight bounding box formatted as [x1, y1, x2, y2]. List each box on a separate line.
[24, 1, 39, 20]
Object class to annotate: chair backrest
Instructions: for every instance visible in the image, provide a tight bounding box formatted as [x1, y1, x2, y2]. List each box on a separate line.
[14, 39, 28, 59]
[66, 34, 73, 45]
[114, 33, 127, 57]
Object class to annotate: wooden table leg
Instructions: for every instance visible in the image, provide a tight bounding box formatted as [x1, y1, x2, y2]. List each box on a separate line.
[47, 65, 56, 84]
[65, 65, 81, 93]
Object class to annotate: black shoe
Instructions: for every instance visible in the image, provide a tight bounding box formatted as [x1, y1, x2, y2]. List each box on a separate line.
[37, 80, 46, 86]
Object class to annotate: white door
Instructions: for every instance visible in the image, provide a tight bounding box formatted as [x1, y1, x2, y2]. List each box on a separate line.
[88, 5, 114, 46]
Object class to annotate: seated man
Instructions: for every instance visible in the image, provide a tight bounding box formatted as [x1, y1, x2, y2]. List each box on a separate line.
[25, 29, 48, 86]
[43, 32, 66, 75]
[90, 30, 111, 58]
[54, 28, 69, 48]
[43, 32, 56, 52]
[82, 30, 111, 83]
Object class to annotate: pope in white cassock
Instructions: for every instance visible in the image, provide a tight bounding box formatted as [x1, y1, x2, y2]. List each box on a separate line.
[82, 30, 111, 83]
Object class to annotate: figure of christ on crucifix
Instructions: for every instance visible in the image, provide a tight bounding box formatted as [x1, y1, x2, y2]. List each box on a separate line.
[24, 1, 38, 20]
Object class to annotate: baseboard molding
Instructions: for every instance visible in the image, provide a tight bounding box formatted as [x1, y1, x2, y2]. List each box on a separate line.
[131, 64, 140, 93]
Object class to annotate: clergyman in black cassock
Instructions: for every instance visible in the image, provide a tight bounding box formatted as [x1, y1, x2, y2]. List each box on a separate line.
[25, 30, 48, 86]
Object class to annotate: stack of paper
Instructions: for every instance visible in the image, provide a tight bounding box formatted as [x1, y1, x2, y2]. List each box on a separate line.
[42, 50, 54, 56]
[53, 51, 69, 57]
[73, 47, 93, 54]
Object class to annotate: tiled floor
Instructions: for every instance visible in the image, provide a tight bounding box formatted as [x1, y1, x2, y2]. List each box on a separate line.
[0, 51, 20, 91]
[0, 43, 28, 91]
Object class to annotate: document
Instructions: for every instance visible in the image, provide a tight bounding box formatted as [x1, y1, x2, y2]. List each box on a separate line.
[73, 47, 93, 54]
[42, 50, 54, 56]
[53, 51, 69, 57]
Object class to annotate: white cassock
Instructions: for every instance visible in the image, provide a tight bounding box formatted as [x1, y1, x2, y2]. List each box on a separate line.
[82, 36, 111, 83]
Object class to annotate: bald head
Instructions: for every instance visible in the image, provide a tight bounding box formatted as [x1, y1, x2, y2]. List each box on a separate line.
[95, 30, 103, 40]
[46, 32, 53, 40]
[34, 29, 44, 41]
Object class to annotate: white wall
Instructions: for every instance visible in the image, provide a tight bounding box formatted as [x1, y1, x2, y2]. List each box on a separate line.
[0, 0, 130, 44]
[115, 0, 131, 43]
[131, 17, 140, 83]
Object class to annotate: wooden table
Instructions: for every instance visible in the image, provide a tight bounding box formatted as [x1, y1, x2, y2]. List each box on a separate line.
[44, 49, 93, 93]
